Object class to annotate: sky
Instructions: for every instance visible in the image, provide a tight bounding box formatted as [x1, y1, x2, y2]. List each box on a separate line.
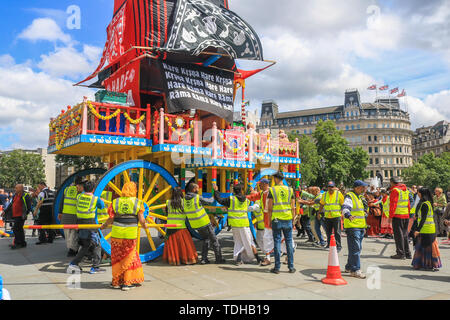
[0, 0, 449, 150]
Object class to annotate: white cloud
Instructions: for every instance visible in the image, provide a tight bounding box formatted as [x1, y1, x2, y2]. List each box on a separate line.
[37, 45, 102, 78]
[0, 56, 94, 149]
[18, 18, 72, 44]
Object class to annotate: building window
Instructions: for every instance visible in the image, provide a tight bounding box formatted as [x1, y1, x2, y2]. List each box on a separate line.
[357, 124, 360, 129]
[346, 125, 349, 131]
[304, 129, 307, 134]
[374, 136, 377, 141]
[387, 123, 390, 128]
[375, 147, 378, 153]
[390, 170, 394, 177]
[369, 147, 372, 153]
[373, 123, 377, 128]
[383, 147, 387, 153]
[351, 125, 355, 130]
[368, 123, 371, 128]
[368, 136, 372, 142]
[375, 158, 379, 165]
[369, 158, 373, 165]
[309, 129, 312, 134]
[385, 170, 389, 178]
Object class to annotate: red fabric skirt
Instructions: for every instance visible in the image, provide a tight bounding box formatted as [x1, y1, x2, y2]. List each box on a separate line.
[366, 214, 381, 236]
[380, 215, 393, 234]
[163, 229, 198, 266]
[111, 238, 145, 287]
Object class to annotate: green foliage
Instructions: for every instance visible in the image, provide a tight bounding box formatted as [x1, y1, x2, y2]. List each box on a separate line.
[55, 155, 106, 171]
[289, 120, 369, 187]
[0, 150, 46, 188]
[403, 152, 450, 190]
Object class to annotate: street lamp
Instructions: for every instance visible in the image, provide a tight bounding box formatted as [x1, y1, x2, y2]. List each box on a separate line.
[319, 158, 326, 187]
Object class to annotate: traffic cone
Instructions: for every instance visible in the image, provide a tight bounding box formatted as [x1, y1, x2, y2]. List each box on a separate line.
[321, 233, 347, 285]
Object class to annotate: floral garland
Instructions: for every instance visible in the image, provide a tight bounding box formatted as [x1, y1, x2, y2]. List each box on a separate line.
[87, 101, 120, 120]
[124, 112, 146, 125]
[49, 104, 83, 150]
[165, 116, 194, 137]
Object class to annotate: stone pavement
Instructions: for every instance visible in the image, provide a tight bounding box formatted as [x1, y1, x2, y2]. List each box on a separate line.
[1, 225, 449, 300]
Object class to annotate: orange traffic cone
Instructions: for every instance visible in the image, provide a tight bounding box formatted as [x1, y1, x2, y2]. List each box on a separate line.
[321, 233, 347, 285]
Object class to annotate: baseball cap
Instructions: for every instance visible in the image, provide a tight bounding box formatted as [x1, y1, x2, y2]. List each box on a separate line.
[259, 178, 270, 185]
[353, 180, 369, 188]
[327, 181, 335, 187]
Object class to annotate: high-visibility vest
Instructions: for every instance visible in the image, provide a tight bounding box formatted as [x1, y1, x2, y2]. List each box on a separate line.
[393, 188, 409, 216]
[97, 191, 112, 216]
[228, 196, 250, 228]
[343, 192, 367, 229]
[166, 200, 186, 230]
[184, 195, 210, 229]
[313, 194, 321, 211]
[76, 193, 98, 223]
[111, 197, 142, 239]
[251, 192, 265, 230]
[382, 197, 390, 218]
[417, 201, 435, 234]
[62, 186, 78, 215]
[270, 186, 293, 221]
[323, 191, 342, 219]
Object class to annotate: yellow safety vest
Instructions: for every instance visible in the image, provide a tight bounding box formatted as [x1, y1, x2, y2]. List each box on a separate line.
[394, 188, 409, 216]
[270, 186, 293, 221]
[111, 197, 142, 239]
[343, 192, 367, 229]
[252, 192, 265, 230]
[382, 197, 390, 218]
[184, 195, 210, 229]
[417, 201, 435, 234]
[62, 185, 78, 215]
[76, 193, 98, 222]
[323, 191, 342, 219]
[97, 191, 112, 216]
[313, 194, 321, 211]
[166, 200, 186, 230]
[228, 196, 250, 228]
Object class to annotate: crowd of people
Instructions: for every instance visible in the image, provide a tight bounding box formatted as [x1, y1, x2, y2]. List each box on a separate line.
[1, 172, 448, 291]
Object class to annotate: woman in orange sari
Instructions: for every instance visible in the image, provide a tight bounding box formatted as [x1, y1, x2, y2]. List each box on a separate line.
[100, 182, 148, 291]
[163, 187, 198, 265]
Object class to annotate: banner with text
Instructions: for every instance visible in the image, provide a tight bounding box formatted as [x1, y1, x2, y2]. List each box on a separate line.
[160, 61, 234, 123]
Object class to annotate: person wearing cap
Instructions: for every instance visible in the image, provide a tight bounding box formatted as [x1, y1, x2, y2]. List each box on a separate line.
[342, 180, 368, 278]
[247, 178, 272, 266]
[58, 177, 85, 257]
[267, 171, 296, 274]
[389, 177, 411, 259]
[318, 181, 345, 252]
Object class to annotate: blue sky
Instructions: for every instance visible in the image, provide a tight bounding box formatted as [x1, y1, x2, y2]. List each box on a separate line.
[0, 0, 449, 150]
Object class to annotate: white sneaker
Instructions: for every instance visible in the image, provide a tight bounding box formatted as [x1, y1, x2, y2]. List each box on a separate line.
[350, 270, 366, 279]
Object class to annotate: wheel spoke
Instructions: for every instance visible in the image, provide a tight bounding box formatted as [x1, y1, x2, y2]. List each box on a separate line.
[138, 168, 144, 200]
[146, 185, 172, 207]
[147, 211, 168, 221]
[108, 181, 123, 197]
[104, 232, 112, 240]
[123, 170, 131, 184]
[147, 203, 167, 211]
[143, 173, 160, 203]
[146, 216, 166, 236]
[143, 227, 156, 251]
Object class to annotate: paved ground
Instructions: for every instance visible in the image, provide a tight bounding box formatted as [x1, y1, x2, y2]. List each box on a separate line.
[1, 223, 450, 300]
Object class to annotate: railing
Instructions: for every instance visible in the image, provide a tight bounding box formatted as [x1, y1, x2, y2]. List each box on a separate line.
[153, 108, 198, 146]
[48, 104, 83, 148]
[85, 101, 151, 139]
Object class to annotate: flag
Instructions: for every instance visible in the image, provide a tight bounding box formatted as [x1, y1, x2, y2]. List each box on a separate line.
[397, 89, 406, 97]
[379, 85, 389, 90]
[367, 84, 377, 90]
[390, 87, 399, 94]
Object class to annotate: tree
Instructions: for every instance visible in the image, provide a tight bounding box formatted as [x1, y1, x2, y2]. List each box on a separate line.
[0, 150, 46, 188]
[288, 132, 320, 186]
[313, 120, 369, 187]
[288, 121, 369, 187]
[55, 155, 106, 171]
[403, 152, 450, 190]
